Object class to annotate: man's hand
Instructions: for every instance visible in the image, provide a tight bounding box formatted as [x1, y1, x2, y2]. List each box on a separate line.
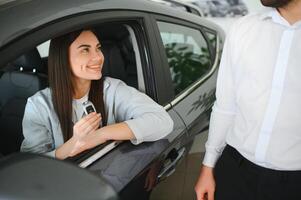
[195, 165, 215, 200]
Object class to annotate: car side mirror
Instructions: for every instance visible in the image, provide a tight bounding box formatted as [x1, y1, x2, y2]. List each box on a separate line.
[0, 153, 119, 200]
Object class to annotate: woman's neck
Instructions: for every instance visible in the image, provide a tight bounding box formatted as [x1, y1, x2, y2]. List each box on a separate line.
[278, 0, 301, 25]
[73, 79, 91, 99]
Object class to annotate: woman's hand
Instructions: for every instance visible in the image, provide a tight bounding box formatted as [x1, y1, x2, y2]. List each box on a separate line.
[73, 112, 101, 140]
[69, 112, 101, 155]
[55, 112, 101, 159]
[195, 165, 215, 200]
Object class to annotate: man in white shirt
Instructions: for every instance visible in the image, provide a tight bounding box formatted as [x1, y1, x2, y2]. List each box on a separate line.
[195, 0, 301, 199]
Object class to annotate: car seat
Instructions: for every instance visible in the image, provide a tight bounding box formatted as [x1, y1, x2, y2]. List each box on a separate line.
[96, 24, 138, 89]
[0, 49, 48, 155]
[101, 40, 128, 84]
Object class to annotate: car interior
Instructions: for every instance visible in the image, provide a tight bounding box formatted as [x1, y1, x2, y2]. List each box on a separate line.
[0, 23, 140, 156]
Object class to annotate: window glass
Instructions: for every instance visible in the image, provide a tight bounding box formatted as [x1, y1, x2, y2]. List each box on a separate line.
[157, 21, 212, 96]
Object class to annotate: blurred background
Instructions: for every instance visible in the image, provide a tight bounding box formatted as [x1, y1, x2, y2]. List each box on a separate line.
[187, 0, 264, 32]
[152, 0, 265, 33]
[196, 0, 263, 32]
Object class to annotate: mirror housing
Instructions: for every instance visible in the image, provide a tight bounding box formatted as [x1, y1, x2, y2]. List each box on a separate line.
[0, 153, 119, 200]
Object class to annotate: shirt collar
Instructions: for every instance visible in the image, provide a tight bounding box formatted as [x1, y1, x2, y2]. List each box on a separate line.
[259, 7, 301, 29]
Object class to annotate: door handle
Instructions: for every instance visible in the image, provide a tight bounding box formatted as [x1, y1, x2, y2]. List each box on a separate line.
[157, 147, 186, 180]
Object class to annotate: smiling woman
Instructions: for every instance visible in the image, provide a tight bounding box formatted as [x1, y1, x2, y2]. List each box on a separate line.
[69, 30, 104, 83]
[20, 29, 174, 160]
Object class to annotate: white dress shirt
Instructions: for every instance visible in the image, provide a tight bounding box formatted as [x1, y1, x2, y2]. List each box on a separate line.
[203, 8, 301, 170]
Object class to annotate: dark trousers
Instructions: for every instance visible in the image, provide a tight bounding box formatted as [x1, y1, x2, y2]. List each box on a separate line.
[214, 145, 301, 200]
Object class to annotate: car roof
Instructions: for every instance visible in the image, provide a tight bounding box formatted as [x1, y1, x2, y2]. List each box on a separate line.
[151, 0, 205, 16]
[0, 0, 222, 49]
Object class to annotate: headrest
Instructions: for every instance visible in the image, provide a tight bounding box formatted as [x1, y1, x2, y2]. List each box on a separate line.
[101, 41, 127, 82]
[96, 25, 129, 41]
[12, 49, 45, 73]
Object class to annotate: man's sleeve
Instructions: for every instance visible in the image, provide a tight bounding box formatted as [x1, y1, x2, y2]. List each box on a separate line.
[203, 23, 238, 168]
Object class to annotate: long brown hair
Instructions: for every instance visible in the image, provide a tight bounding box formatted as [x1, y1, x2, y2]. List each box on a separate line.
[48, 29, 107, 141]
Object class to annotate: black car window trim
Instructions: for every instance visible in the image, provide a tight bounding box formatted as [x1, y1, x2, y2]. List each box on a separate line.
[150, 14, 220, 106]
[130, 15, 160, 105]
[141, 14, 175, 107]
[202, 28, 218, 62]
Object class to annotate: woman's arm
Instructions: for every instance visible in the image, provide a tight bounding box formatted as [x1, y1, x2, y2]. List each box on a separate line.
[98, 122, 135, 141]
[55, 137, 78, 159]
[109, 79, 174, 144]
[70, 79, 174, 154]
[70, 122, 135, 155]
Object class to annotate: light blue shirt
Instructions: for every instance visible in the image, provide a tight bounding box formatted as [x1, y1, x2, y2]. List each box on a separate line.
[21, 77, 173, 157]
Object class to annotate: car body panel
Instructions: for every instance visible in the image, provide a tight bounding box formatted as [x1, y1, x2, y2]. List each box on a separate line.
[0, 0, 224, 198]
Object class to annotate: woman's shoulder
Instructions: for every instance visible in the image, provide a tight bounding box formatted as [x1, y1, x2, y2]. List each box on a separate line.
[27, 87, 53, 108]
[103, 76, 130, 93]
[103, 76, 139, 102]
[103, 76, 126, 88]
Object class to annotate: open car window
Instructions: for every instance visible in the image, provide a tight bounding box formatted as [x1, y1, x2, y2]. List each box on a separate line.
[0, 22, 146, 163]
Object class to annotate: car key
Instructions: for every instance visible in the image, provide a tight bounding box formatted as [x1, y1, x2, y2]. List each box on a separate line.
[82, 100, 96, 115]
[83, 100, 102, 127]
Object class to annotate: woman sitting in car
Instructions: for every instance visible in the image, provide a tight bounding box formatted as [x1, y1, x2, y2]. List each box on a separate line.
[21, 29, 173, 159]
